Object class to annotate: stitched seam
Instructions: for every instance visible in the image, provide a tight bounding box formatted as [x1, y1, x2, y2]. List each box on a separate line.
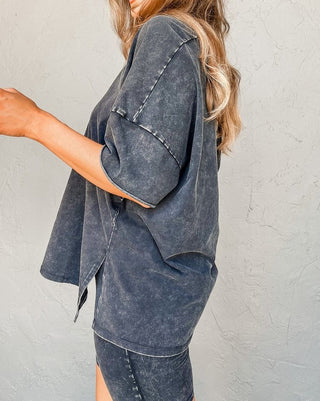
[112, 109, 182, 169]
[77, 257, 105, 305]
[132, 36, 197, 122]
[76, 207, 120, 309]
[95, 207, 123, 315]
[92, 329, 188, 357]
[124, 349, 144, 400]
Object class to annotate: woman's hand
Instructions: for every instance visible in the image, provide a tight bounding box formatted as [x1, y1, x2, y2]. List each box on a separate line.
[0, 87, 151, 208]
[0, 87, 43, 138]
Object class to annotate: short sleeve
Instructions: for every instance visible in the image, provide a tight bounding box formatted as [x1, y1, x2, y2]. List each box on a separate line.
[100, 16, 198, 208]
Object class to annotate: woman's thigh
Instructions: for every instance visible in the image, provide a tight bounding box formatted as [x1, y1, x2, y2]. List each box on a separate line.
[94, 331, 194, 401]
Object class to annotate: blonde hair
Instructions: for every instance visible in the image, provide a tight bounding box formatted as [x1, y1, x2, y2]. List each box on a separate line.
[108, 0, 242, 156]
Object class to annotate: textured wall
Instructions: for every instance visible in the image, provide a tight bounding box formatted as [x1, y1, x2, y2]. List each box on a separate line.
[0, 0, 319, 400]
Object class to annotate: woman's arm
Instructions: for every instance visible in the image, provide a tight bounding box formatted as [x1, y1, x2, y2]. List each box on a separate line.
[0, 88, 150, 208]
[29, 109, 151, 208]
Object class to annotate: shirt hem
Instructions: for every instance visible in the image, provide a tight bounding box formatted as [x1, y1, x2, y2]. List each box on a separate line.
[92, 319, 192, 358]
[40, 267, 78, 287]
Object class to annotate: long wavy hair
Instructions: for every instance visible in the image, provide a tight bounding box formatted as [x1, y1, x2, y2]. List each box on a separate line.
[107, 0, 242, 155]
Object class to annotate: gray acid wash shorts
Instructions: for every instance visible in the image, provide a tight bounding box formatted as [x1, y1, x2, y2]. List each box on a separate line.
[94, 331, 194, 401]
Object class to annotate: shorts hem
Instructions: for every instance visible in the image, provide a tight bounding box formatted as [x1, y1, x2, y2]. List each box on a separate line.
[92, 320, 191, 358]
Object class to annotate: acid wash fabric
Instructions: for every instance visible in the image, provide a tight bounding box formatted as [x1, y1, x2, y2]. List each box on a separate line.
[40, 14, 221, 357]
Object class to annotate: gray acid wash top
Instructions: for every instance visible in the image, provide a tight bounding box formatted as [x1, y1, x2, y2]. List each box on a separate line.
[40, 14, 221, 357]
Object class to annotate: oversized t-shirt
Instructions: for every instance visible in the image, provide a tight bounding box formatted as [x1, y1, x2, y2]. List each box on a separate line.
[40, 14, 221, 357]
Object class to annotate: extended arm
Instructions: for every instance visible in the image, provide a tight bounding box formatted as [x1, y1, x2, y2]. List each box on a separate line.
[28, 109, 150, 208]
[0, 87, 150, 208]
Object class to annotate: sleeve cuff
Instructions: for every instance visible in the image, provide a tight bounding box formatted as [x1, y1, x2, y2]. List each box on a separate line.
[99, 144, 157, 208]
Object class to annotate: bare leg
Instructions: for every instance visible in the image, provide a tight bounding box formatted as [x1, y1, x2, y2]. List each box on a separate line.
[96, 362, 196, 401]
[96, 363, 114, 401]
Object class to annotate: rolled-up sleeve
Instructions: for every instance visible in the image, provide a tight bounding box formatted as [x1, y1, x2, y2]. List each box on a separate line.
[100, 111, 181, 208]
[100, 16, 198, 207]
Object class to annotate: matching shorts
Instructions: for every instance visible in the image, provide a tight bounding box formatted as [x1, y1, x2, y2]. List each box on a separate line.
[94, 331, 195, 401]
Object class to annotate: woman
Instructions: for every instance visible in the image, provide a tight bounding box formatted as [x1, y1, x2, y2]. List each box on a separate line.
[0, 0, 241, 400]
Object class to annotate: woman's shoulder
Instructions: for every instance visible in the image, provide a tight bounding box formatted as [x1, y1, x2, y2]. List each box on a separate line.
[129, 14, 199, 79]
[136, 14, 198, 48]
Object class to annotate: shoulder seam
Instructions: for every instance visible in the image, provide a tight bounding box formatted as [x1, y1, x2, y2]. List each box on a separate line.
[145, 15, 198, 41]
[132, 36, 197, 123]
[111, 109, 182, 169]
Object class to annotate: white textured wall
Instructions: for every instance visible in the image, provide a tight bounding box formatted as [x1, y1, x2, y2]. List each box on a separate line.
[0, 1, 319, 400]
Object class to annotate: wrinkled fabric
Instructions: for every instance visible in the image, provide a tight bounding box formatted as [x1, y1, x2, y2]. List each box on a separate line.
[40, 15, 221, 357]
